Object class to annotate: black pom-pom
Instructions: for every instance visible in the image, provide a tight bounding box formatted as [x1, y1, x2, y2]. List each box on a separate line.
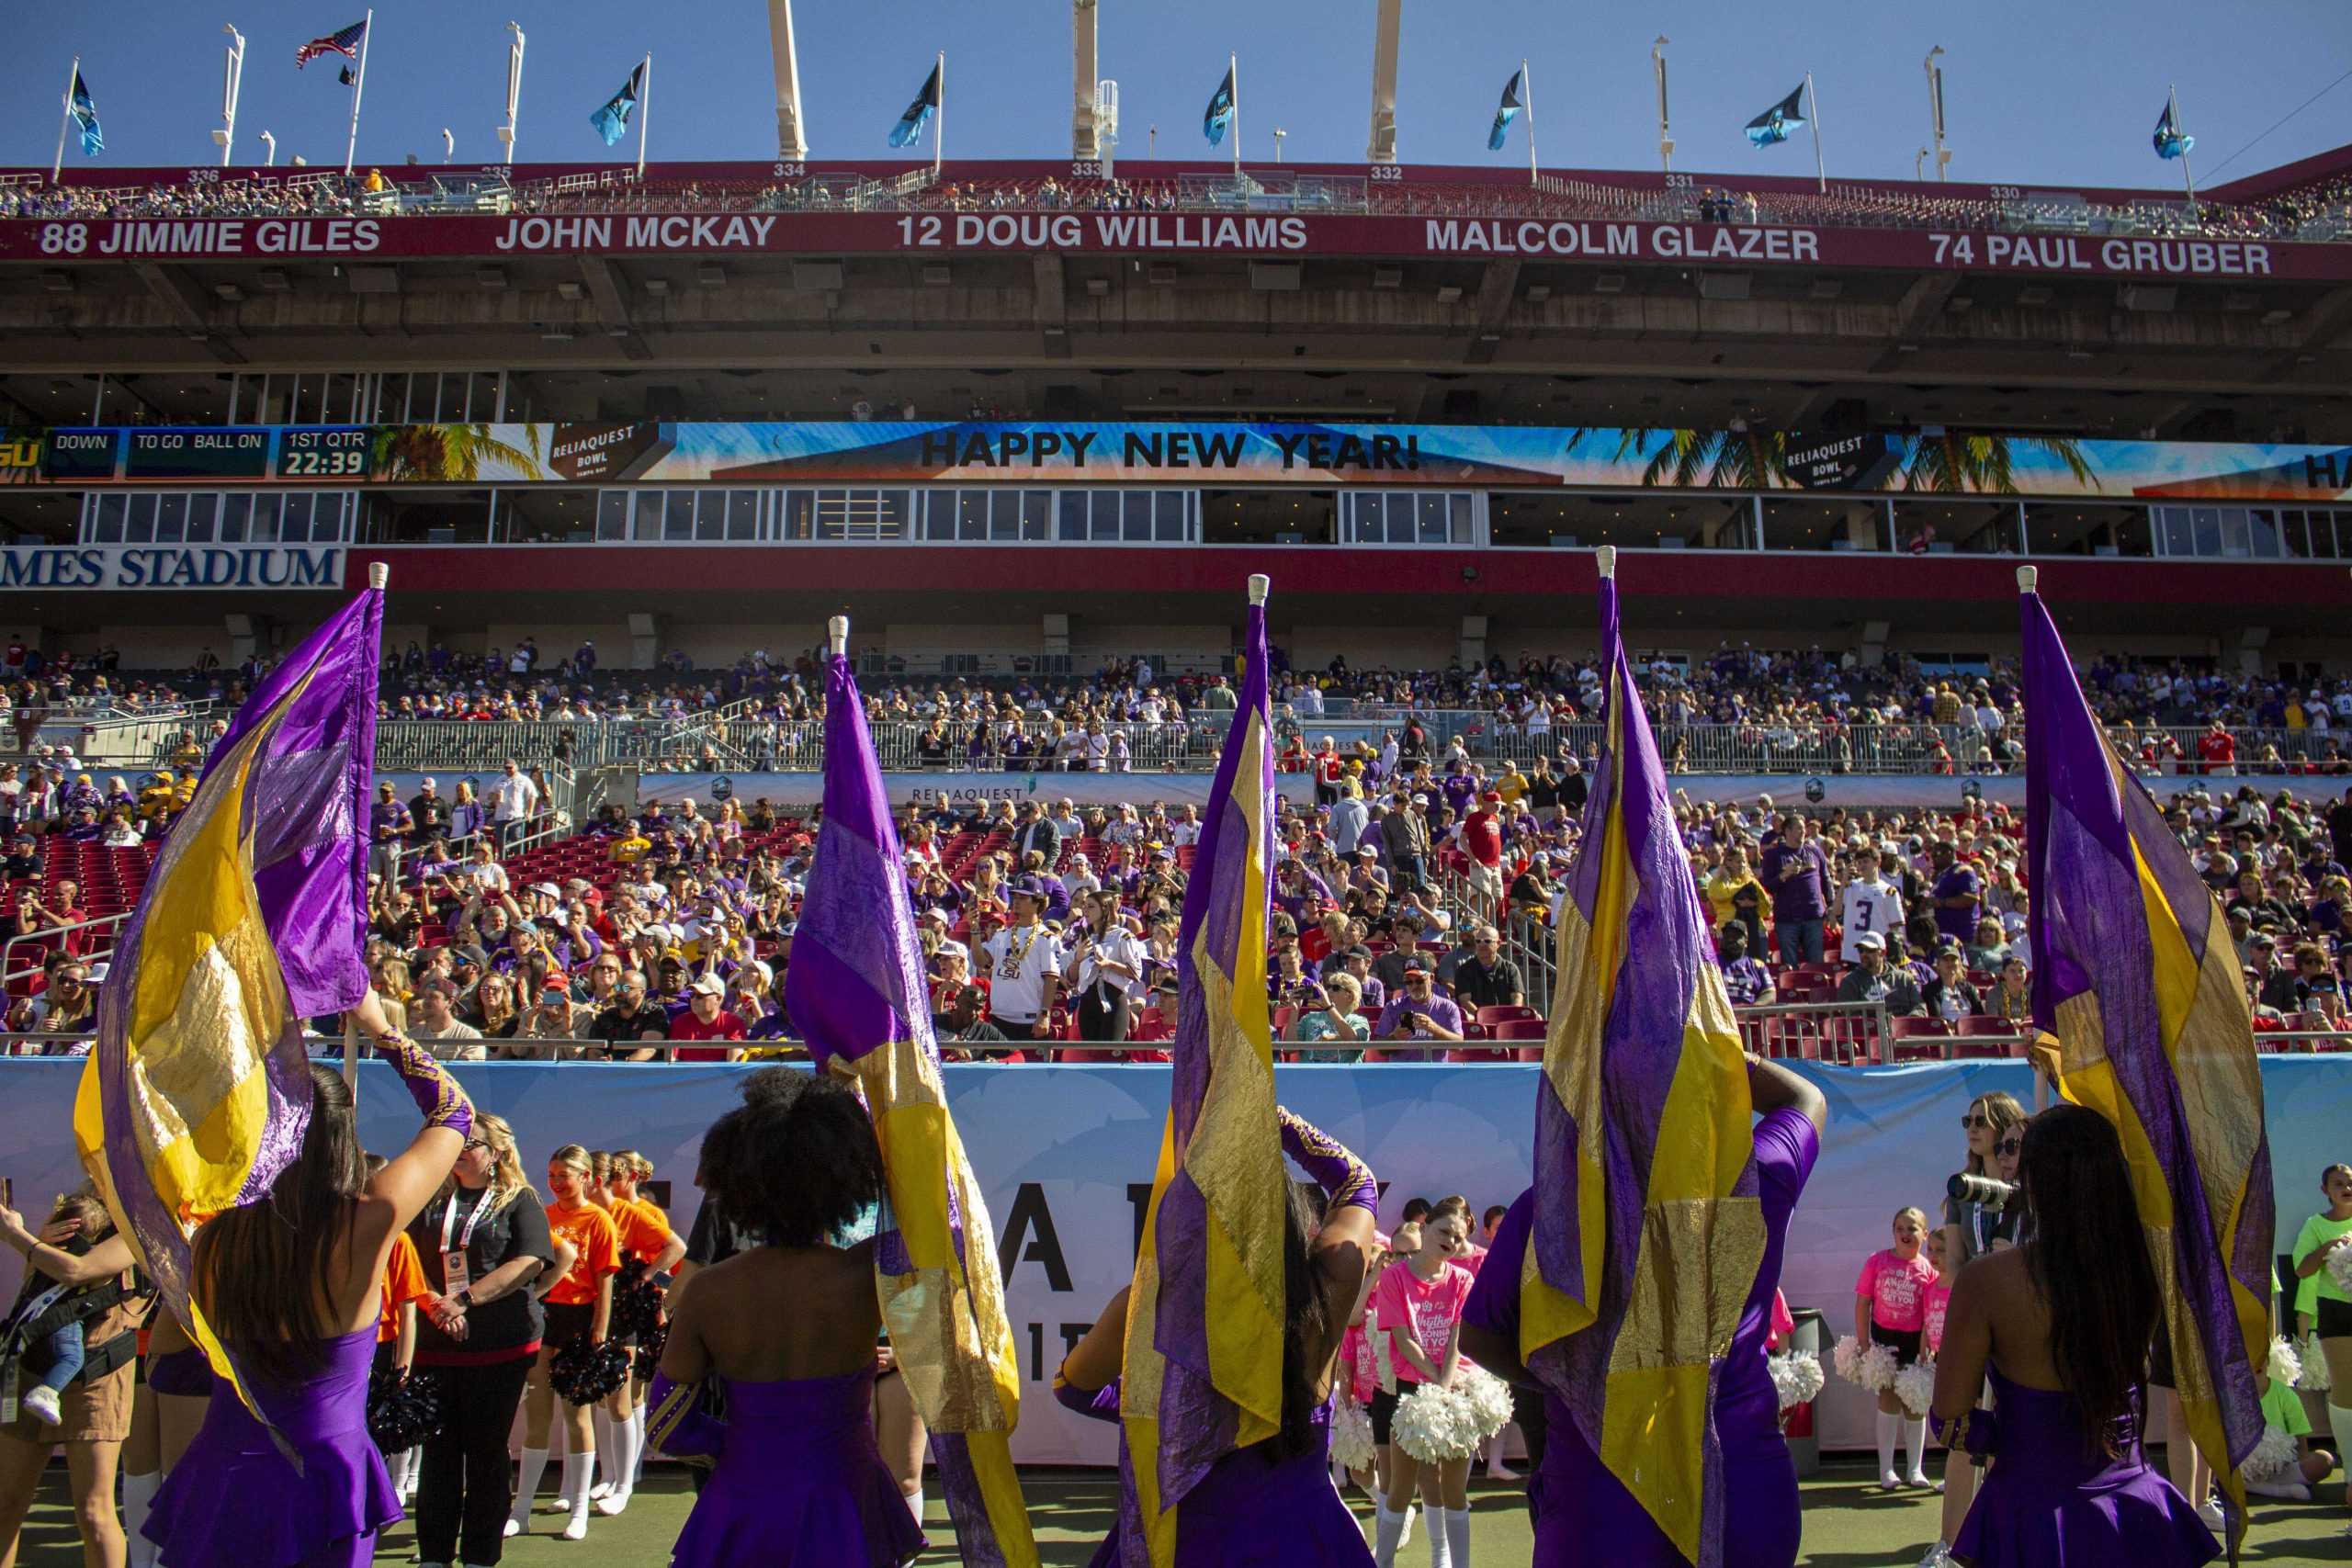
[611, 1258, 666, 1342]
[633, 1318, 668, 1382]
[366, 1364, 444, 1450]
[548, 1337, 633, 1406]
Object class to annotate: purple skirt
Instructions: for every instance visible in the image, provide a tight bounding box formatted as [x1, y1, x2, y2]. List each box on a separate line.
[1951, 1370, 2217, 1568]
[146, 1327, 401, 1568]
[668, 1366, 923, 1568]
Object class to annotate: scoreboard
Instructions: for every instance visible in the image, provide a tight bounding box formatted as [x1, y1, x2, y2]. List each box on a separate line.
[26, 426, 376, 483]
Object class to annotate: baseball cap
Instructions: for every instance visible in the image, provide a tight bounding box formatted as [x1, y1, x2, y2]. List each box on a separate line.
[542, 979, 571, 999]
[1401, 954, 1432, 974]
[689, 974, 727, 997]
[529, 882, 560, 898]
[1481, 791, 1501, 804]
[1853, 932, 1886, 951]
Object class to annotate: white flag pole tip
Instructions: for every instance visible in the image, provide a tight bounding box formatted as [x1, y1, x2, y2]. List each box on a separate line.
[828, 615, 850, 655]
[1595, 545, 1617, 580]
[368, 561, 390, 590]
[1247, 573, 1270, 605]
[2016, 565, 2039, 593]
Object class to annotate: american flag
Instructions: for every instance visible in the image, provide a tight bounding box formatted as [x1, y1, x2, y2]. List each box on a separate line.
[295, 18, 368, 70]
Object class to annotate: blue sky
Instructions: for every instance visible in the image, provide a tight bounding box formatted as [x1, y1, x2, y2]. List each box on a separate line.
[6, 0, 2348, 191]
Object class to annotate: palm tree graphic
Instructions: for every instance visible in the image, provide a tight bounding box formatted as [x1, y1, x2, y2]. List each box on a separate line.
[372, 423, 545, 483]
[1564, 428, 2098, 494]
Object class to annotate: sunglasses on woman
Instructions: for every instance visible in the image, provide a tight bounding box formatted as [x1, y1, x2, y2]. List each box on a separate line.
[1995, 1138, 2022, 1156]
[1960, 1113, 1995, 1130]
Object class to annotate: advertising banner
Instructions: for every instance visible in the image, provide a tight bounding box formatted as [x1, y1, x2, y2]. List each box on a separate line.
[6, 209, 2342, 282]
[3, 1057, 2340, 1458]
[21, 419, 2352, 505]
[0, 545, 344, 592]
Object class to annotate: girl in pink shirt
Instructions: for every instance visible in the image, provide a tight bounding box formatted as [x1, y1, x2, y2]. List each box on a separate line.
[1854, 1206, 1939, 1491]
[1372, 1213, 1477, 1568]
[1921, 1228, 1952, 1356]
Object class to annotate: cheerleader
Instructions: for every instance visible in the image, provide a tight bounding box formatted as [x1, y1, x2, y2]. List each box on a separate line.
[1335, 1249, 1387, 1503]
[1374, 1210, 1477, 1568]
[2246, 1351, 2338, 1501]
[1855, 1207, 1940, 1492]
[365, 1152, 435, 1505]
[584, 1152, 683, 1517]
[2290, 1161, 2352, 1512]
[509, 1145, 620, 1542]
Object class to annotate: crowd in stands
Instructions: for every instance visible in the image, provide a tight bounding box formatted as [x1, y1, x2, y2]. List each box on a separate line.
[9, 159, 2352, 242]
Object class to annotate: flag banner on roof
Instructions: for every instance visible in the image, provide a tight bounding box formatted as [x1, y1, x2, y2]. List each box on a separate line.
[2154, 98, 2195, 160]
[1745, 82, 1806, 147]
[1518, 556, 1764, 1568]
[74, 577, 382, 1448]
[784, 648, 1040, 1568]
[590, 64, 644, 149]
[1118, 581, 1284, 1567]
[1202, 65, 1237, 148]
[1487, 68, 1525, 152]
[2020, 578, 2271, 1555]
[889, 62, 942, 150]
[68, 72, 103, 158]
[295, 17, 366, 83]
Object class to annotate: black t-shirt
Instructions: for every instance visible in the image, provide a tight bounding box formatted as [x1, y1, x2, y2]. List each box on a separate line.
[684, 1195, 729, 1269]
[1452, 957, 1526, 1010]
[590, 1003, 666, 1047]
[409, 1186, 554, 1363]
[1558, 773, 1590, 813]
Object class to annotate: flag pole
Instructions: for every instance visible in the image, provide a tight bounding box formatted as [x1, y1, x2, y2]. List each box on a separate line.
[1522, 58, 1537, 186]
[2171, 85, 2197, 212]
[52, 57, 79, 183]
[345, 559, 391, 1100]
[500, 22, 525, 166]
[637, 52, 653, 177]
[933, 51, 945, 175]
[830, 613, 850, 659]
[220, 28, 246, 168]
[1230, 52, 1241, 175]
[1805, 70, 1825, 194]
[342, 9, 372, 175]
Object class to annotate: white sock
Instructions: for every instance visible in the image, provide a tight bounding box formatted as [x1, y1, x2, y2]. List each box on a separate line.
[1904, 1416, 1931, 1481]
[1876, 1411, 1899, 1480]
[1426, 1500, 1453, 1568]
[2330, 1407, 2352, 1491]
[509, 1446, 550, 1532]
[629, 1406, 648, 1483]
[120, 1469, 158, 1568]
[591, 1408, 616, 1496]
[596, 1413, 638, 1514]
[906, 1483, 924, 1527]
[1442, 1505, 1471, 1568]
[1374, 1502, 1406, 1568]
[560, 1451, 592, 1539]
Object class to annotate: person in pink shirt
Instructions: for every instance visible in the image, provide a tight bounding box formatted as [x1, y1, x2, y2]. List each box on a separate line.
[1856, 1205, 1940, 1492]
[1372, 1212, 1477, 1568]
[1922, 1229, 1953, 1356]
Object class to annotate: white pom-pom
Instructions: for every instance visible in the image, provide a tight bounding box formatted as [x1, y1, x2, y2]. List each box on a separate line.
[1393, 1382, 1484, 1462]
[1766, 1351, 1825, 1413]
[1894, 1359, 1938, 1418]
[1455, 1363, 1515, 1439]
[2299, 1332, 2333, 1393]
[2329, 1246, 2352, 1298]
[2268, 1335, 2303, 1388]
[1834, 1336, 1898, 1393]
[2245, 1425, 2302, 1483]
[1371, 1318, 1397, 1393]
[1329, 1398, 1375, 1472]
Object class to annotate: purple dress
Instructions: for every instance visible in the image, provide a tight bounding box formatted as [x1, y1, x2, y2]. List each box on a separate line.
[1463, 1107, 1819, 1568]
[667, 1365, 924, 1568]
[1056, 1375, 1374, 1568]
[1950, 1366, 2217, 1568]
[144, 1325, 401, 1568]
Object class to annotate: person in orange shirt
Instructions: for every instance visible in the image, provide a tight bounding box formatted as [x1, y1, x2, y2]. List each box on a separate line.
[375, 1217, 432, 1504]
[509, 1145, 618, 1544]
[581, 1151, 683, 1515]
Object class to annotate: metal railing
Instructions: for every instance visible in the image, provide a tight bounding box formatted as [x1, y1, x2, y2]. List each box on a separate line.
[1, 909, 133, 995]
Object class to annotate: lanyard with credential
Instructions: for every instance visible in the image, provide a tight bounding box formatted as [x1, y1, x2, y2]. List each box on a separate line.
[439, 1186, 497, 1298]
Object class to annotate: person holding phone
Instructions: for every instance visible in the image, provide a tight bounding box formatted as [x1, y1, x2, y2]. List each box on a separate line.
[1373, 958, 1463, 1060]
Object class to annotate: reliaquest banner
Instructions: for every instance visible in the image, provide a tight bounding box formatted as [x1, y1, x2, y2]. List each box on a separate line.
[7, 420, 2347, 503]
[1, 1057, 2341, 1460]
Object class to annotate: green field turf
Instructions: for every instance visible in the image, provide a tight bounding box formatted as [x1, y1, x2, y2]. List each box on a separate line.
[15, 1453, 2346, 1564]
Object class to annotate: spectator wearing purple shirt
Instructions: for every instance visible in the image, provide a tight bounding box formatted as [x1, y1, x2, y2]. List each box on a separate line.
[1759, 815, 1831, 965]
[1928, 841, 1982, 942]
[1717, 924, 1777, 1006]
[1373, 957, 1464, 1059]
[368, 782, 412, 883]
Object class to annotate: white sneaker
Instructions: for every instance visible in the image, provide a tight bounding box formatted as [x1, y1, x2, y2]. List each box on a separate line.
[18, 1386, 62, 1427]
[588, 1482, 613, 1502]
[1487, 1461, 1521, 1482]
[2195, 1498, 2225, 1531]
[1916, 1547, 1952, 1568]
[502, 1518, 522, 1540]
[1881, 1468, 1903, 1492]
[594, 1484, 631, 1517]
[1908, 1469, 1942, 1493]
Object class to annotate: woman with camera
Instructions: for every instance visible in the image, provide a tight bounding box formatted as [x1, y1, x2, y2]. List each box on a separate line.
[1930, 1105, 2218, 1566]
[1927, 1090, 2026, 1565]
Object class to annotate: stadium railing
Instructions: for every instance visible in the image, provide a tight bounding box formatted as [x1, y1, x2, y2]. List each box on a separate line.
[1, 909, 133, 997]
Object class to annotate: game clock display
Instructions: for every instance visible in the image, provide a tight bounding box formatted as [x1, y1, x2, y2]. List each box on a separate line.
[278, 426, 373, 480]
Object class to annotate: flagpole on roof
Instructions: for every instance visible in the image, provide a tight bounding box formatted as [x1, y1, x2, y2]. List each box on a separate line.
[2170, 85, 2197, 212]
[638, 53, 654, 178]
[52, 57, 79, 183]
[1652, 38, 1673, 174]
[220, 28, 246, 168]
[933, 51, 945, 176]
[1804, 70, 1825, 194]
[341, 9, 372, 175]
[1521, 59, 1537, 186]
[1230, 52, 1241, 175]
[500, 22, 525, 166]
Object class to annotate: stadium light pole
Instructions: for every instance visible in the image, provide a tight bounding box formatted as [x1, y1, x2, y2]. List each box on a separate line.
[1365, 0, 1400, 164]
[1072, 0, 1099, 160]
[1272, 127, 1284, 163]
[260, 130, 276, 166]
[1924, 45, 1949, 181]
[341, 7, 373, 176]
[1915, 147, 1928, 182]
[1652, 37, 1673, 174]
[216, 27, 246, 168]
[441, 128, 454, 164]
[769, 0, 808, 161]
[499, 22, 524, 166]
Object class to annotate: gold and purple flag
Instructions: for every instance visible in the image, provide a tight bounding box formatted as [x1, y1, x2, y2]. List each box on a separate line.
[73, 579, 383, 1416]
[1519, 553, 1762, 1568]
[1118, 579, 1285, 1568]
[784, 644, 1039, 1568]
[2021, 573, 2272, 1546]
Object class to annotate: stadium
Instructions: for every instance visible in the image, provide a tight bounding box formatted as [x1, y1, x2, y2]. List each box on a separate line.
[1, 4, 2350, 1566]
